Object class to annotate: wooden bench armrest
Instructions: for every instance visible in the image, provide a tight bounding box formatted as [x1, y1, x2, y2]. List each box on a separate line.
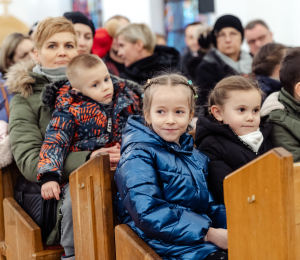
[3, 197, 62, 259]
[115, 224, 162, 260]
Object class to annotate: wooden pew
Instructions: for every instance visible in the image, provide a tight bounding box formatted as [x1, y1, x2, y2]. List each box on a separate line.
[224, 148, 298, 260]
[69, 152, 161, 260]
[1, 163, 63, 260]
[69, 152, 115, 260]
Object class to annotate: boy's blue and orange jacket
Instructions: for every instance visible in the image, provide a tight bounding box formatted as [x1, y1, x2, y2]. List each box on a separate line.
[37, 79, 140, 184]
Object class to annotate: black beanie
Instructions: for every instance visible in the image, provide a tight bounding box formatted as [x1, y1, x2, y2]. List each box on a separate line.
[64, 11, 95, 37]
[211, 15, 244, 47]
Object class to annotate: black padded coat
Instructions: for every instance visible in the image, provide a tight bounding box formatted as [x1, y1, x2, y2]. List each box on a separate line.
[195, 115, 273, 204]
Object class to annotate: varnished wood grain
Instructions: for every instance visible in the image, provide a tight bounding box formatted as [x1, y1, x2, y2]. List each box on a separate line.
[69, 152, 115, 260]
[224, 148, 296, 260]
[115, 225, 161, 260]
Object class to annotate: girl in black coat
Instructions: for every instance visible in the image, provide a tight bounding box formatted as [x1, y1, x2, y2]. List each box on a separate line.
[195, 76, 273, 204]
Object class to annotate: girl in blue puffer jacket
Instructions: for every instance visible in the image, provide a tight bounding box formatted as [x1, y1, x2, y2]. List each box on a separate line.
[115, 73, 228, 260]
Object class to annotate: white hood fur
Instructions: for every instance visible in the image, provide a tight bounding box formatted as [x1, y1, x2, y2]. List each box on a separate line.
[0, 121, 13, 169]
[261, 92, 285, 117]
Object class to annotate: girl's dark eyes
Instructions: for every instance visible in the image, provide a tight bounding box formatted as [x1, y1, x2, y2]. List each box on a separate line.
[254, 109, 260, 113]
[238, 108, 245, 112]
[104, 78, 110, 82]
[176, 110, 184, 114]
[93, 84, 97, 87]
[157, 110, 164, 114]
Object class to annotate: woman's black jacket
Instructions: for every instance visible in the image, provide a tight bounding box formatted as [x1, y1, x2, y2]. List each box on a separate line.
[194, 49, 236, 109]
[119, 45, 181, 85]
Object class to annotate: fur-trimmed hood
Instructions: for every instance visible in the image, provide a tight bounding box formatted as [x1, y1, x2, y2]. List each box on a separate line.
[5, 60, 143, 100]
[5, 60, 37, 98]
[0, 120, 13, 169]
[261, 91, 284, 117]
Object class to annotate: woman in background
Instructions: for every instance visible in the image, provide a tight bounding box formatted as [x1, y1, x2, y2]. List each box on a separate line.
[0, 33, 34, 122]
[64, 11, 95, 55]
[116, 23, 181, 85]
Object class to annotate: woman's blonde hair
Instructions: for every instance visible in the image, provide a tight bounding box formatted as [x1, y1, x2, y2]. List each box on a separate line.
[143, 73, 197, 116]
[208, 75, 263, 117]
[116, 23, 156, 54]
[0, 33, 31, 75]
[33, 16, 77, 50]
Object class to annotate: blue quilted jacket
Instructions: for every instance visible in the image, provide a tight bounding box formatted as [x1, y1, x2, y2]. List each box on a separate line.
[115, 116, 227, 260]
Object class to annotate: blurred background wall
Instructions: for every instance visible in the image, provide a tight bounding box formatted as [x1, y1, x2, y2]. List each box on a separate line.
[0, 0, 298, 51]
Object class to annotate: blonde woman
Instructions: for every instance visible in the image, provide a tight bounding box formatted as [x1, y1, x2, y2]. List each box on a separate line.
[7, 17, 79, 260]
[116, 23, 181, 84]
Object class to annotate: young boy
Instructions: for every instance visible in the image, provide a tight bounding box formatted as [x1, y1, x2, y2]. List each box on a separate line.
[37, 54, 140, 259]
[261, 47, 300, 162]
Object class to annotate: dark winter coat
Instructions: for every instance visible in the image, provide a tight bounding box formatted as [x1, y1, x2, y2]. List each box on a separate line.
[103, 53, 125, 77]
[119, 45, 181, 85]
[195, 49, 236, 108]
[182, 49, 206, 82]
[37, 80, 140, 184]
[115, 115, 227, 260]
[262, 88, 300, 162]
[256, 75, 282, 99]
[195, 115, 273, 204]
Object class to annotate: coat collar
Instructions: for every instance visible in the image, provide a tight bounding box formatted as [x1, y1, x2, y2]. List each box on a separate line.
[195, 115, 272, 151]
[121, 115, 194, 154]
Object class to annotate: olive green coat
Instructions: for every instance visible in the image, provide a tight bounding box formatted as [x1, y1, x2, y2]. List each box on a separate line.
[6, 61, 90, 245]
[264, 88, 300, 162]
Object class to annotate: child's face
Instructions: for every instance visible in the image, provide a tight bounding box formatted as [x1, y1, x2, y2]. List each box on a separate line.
[212, 90, 261, 136]
[145, 85, 193, 144]
[74, 64, 114, 104]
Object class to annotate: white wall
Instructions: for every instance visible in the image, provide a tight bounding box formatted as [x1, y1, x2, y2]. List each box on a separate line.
[102, 0, 165, 34]
[214, 0, 300, 50]
[0, 0, 72, 27]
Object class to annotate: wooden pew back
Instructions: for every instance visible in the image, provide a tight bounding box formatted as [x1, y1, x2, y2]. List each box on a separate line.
[69, 152, 115, 260]
[224, 148, 296, 260]
[1, 163, 63, 260]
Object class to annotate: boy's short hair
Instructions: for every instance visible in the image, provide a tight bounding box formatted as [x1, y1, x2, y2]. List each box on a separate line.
[280, 47, 300, 97]
[33, 17, 77, 50]
[66, 54, 104, 82]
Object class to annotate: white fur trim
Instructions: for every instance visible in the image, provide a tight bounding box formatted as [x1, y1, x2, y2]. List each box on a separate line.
[261, 92, 285, 117]
[0, 135, 13, 169]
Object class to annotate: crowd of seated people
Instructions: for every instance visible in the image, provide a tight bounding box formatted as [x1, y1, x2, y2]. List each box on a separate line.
[0, 9, 298, 260]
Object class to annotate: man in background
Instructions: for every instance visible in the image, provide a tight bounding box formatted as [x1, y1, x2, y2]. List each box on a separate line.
[244, 19, 274, 56]
[182, 22, 204, 81]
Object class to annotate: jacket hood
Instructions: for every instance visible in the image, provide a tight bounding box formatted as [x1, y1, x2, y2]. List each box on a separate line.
[257, 75, 282, 95]
[195, 114, 273, 148]
[5, 60, 48, 98]
[121, 115, 194, 154]
[261, 91, 284, 117]
[123, 45, 181, 84]
[278, 88, 300, 114]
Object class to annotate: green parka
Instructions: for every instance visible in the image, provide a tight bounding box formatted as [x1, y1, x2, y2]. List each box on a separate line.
[261, 88, 300, 162]
[7, 61, 90, 182]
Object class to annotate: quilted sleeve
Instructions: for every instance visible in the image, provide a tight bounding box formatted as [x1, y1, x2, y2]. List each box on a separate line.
[115, 148, 213, 245]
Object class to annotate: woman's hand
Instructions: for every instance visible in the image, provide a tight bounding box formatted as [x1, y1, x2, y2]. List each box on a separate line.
[206, 227, 228, 250]
[90, 143, 121, 167]
[41, 181, 61, 200]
